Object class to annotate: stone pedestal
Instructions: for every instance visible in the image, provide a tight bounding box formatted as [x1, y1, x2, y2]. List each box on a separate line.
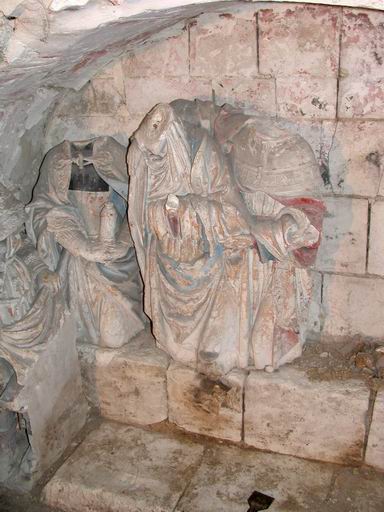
[167, 362, 245, 442]
[365, 388, 384, 471]
[244, 367, 370, 464]
[77, 330, 169, 425]
[2, 314, 88, 489]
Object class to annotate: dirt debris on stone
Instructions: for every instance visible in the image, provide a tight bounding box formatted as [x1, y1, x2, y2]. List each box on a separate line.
[291, 337, 384, 387]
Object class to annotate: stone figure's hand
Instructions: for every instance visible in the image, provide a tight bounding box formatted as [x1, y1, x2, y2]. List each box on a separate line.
[103, 241, 129, 262]
[221, 234, 255, 251]
[38, 270, 61, 294]
[159, 195, 205, 263]
[277, 207, 319, 250]
[85, 240, 128, 264]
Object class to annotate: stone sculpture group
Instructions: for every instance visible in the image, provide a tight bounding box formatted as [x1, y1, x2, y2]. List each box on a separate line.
[0, 99, 324, 481]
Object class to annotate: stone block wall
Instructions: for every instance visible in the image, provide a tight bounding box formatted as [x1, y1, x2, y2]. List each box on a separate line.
[46, 2, 384, 343]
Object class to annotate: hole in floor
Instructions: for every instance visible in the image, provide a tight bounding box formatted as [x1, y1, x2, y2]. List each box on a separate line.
[247, 490, 275, 511]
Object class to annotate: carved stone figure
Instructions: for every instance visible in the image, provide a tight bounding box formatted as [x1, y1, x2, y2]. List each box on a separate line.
[128, 101, 324, 378]
[0, 183, 62, 485]
[0, 183, 62, 380]
[27, 137, 145, 348]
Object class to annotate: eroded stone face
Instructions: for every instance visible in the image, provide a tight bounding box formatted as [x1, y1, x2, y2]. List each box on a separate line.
[128, 99, 324, 378]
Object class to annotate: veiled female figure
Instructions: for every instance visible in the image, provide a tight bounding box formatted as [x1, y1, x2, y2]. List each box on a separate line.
[27, 137, 145, 348]
[128, 104, 255, 377]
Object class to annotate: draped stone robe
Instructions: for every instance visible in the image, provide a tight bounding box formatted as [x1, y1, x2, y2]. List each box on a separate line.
[172, 99, 325, 371]
[129, 102, 324, 377]
[27, 137, 145, 348]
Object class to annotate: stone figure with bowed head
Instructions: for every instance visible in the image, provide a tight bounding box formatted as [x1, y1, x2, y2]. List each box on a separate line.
[0, 183, 61, 483]
[128, 102, 325, 379]
[27, 137, 146, 349]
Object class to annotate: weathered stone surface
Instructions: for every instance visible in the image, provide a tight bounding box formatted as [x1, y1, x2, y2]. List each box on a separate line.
[45, 110, 138, 150]
[368, 201, 384, 276]
[212, 77, 276, 115]
[43, 422, 205, 512]
[307, 271, 323, 335]
[259, 4, 340, 77]
[124, 77, 212, 117]
[325, 120, 384, 197]
[1, 0, 383, 202]
[55, 78, 125, 117]
[316, 197, 368, 274]
[122, 25, 189, 78]
[365, 388, 384, 471]
[339, 78, 384, 119]
[190, 9, 257, 78]
[322, 274, 384, 339]
[176, 443, 334, 512]
[327, 466, 384, 511]
[338, 8, 384, 118]
[77, 330, 169, 425]
[167, 362, 244, 442]
[41, 419, 384, 512]
[11, 315, 88, 483]
[341, 8, 384, 81]
[276, 76, 337, 119]
[244, 367, 370, 464]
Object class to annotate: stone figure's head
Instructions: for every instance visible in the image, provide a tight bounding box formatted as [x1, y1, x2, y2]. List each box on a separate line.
[135, 103, 173, 156]
[0, 183, 25, 241]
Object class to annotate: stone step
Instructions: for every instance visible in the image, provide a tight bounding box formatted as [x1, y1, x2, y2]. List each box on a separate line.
[77, 332, 377, 466]
[42, 421, 384, 512]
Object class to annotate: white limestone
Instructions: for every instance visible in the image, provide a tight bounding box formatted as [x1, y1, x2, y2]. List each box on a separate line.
[9, 315, 88, 484]
[316, 197, 368, 274]
[365, 388, 384, 471]
[368, 201, 384, 276]
[322, 274, 384, 339]
[176, 444, 334, 512]
[43, 421, 205, 512]
[42, 421, 384, 512]
[167, 362, 245, 442]
[78, 330, 169, 425]
[244, 367, 370, 464]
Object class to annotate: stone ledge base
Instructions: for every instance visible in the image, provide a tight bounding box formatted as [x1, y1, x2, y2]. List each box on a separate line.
[1, 315, 88, 490]
[77, 330, 169, 425]
[78, 331, 378, 466]
[244, 367, 370, 465]
[366, 388, 384, 472]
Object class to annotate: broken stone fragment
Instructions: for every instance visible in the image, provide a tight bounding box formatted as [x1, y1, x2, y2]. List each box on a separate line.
[355, 352, 375, 370]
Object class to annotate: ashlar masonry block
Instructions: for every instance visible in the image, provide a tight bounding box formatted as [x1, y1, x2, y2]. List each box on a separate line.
[167, 362, 245, 442]
[244, 367, 370, 464]
[77, 330, 169, 426]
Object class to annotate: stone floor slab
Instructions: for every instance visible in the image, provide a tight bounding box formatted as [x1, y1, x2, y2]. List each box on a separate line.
[40, 421, 384, 512]
[43, 422, 205, 512]
[244, 367, 370, 464]
[167, 362, 245, 442]
[175, 444, 335, 512]
[326, 467, 384, 512]
[77, 330, 169, 425]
